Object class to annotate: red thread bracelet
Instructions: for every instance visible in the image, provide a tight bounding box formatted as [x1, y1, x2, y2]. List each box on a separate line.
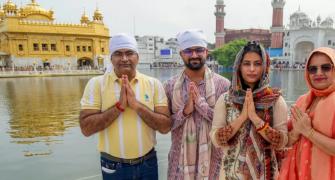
[257, 122, 269, 132]
[115, 101, 125, 112]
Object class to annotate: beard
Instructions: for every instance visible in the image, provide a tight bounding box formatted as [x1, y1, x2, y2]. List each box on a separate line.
[184, 58, 205, 70]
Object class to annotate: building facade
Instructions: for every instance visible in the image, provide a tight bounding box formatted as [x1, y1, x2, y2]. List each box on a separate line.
[135, 35, 182, 67]
[0, 0, 110, 69]
[283, 10, 335, 64]
[214, 0, 284, 49]
[225, 29, 271, 48]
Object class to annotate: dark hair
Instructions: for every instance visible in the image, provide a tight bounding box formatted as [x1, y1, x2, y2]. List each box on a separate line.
[239, 41, 263, 90]
[242, 41, 263, 59]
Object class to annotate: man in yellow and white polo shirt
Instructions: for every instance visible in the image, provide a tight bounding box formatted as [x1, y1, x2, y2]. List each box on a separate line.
[79, 33, 171, 180]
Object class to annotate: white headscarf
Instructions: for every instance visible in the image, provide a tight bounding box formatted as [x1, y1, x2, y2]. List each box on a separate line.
[176, 29, 207, 50]
[110, 33, 139, 55]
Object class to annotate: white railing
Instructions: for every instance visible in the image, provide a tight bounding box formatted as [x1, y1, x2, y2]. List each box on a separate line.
[0, 69, 104, 77]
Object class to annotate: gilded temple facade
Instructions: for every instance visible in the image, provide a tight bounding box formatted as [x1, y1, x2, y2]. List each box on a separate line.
[0, 0, 110, 69]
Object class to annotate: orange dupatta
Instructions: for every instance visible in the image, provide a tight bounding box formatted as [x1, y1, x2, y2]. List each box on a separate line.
[279, 47, 335, 180]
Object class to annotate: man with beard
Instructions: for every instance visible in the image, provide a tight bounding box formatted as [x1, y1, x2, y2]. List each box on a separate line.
[80, 33, 171, 180]
[164, 29, 230, 179]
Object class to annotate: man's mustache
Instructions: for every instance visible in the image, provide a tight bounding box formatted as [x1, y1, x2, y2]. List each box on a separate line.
[189, 58, 202, 61]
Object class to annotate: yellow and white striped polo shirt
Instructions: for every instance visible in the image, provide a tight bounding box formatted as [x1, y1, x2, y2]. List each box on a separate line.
[80, 71, 167, 159]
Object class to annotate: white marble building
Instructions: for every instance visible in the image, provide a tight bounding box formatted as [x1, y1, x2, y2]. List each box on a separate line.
[135, 35, 182, 66]
[283, 9, 335, 64]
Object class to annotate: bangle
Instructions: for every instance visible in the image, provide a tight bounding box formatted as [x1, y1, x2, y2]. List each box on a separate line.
[115, 101, 125, 112]
[307, 128, 315, 139]
[257, 122, 269, 132]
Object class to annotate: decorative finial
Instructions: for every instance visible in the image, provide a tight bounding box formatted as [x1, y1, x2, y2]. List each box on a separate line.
[96, 2, 99, 11]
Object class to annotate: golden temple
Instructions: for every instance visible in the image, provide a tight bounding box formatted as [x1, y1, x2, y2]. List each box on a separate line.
[0, 0, 110, 69]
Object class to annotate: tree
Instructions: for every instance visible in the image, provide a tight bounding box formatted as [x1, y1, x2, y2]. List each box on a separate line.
[212, 39, 247, 67]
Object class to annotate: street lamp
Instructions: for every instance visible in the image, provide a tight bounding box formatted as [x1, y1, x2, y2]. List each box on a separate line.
[67, 61, 71, 71]
[33, 61, 37, 72]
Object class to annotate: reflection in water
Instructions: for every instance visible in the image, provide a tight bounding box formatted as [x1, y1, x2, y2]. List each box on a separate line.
[1, 69, 184, 157]
[2, 76, 91, 156]
[23, 150, 53, 157]
[271, 70, 307, 104]
[145, 67, 183, 82]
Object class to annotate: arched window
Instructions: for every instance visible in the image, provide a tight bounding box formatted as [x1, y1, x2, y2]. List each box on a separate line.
[18, 44, 23, 51]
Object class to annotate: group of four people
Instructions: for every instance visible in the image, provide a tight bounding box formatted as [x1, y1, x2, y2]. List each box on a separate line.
[79, 29, 335, 180]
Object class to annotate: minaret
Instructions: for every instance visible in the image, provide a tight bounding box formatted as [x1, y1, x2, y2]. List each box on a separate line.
[270, 0, 285, 48]
[214, 0, 225, 48]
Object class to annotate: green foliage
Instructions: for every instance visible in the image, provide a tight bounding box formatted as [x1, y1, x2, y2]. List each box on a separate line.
[212, 39, 247, 67]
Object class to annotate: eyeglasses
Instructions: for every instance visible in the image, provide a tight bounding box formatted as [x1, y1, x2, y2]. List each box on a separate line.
[182, 47, 206, 56]
[112, 51, 137, 58]
[307, 63, 333, 74]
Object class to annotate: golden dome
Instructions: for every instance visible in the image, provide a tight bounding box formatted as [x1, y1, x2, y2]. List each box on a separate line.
[20, 0, 54, 20]
[81, 13, 89, 19]
[3, 0, 17, 11]
[93, 8, 103, 21]
[94, 9, 102, 16]
[80, 10, 90, 24]
[22, 2, 47, 13]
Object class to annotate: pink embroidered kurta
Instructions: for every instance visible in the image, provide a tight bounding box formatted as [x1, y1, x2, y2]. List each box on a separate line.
[164, 73, 230, 180]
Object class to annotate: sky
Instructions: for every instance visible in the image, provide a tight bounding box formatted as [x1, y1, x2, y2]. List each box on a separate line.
[5, 0, 335, 43]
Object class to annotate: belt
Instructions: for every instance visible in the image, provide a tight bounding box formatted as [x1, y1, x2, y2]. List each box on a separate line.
[100, 148, 156, 165]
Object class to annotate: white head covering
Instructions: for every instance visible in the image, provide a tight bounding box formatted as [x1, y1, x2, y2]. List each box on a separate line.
[177, 29, 207, 51]
[110, 33, 139, 55]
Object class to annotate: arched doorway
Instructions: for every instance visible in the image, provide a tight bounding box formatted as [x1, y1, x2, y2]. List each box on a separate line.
[43, 59, 50, 69]
[77, 57, 93, 69]
[294, 41, 314, 63]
